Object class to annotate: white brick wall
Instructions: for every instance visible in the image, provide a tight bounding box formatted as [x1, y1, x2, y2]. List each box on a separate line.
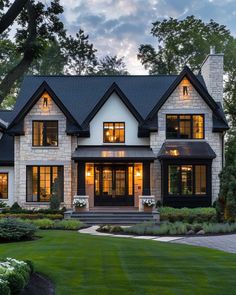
[150, 78, 222, 203]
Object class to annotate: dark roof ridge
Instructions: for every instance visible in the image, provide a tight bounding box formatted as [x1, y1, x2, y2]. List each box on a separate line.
[23, 74, 180, 78]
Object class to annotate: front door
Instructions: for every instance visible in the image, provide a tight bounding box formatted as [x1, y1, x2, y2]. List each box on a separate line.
[94, 164, 134, 206]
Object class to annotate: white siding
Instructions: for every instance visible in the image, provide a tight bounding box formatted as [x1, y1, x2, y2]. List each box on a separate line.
[78, 92, 149, 146]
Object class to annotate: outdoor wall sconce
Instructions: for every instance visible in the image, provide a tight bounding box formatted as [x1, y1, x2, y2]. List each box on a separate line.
[183, 86, 189, 96]
[86, 168, 91, 177]
[43, 97, 48, 108]
[135, 168, 141, 177]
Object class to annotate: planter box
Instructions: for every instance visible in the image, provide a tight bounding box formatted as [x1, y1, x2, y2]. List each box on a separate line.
[143, 206, 153, 212]
[75, 207, 87, 212]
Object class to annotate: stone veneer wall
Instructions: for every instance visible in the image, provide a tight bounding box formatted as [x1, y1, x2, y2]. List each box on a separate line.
[14, 93, 74, 208]
[150, 78, 223, 203]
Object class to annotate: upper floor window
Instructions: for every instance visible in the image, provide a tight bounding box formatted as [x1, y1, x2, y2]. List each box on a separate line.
[33, 121, 58, 147]
[0, 173, 8, 199]
[166, 115, 204, 139]
[103, 122, 125, 143]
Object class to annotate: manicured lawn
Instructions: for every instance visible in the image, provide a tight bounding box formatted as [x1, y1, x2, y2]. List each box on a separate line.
[0, 231, 236, 295]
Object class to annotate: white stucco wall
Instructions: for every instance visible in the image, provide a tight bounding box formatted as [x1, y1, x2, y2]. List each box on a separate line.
[78, 92, 149, 146]
[0, 166, 14, 206]
[150, 78, 222, 203]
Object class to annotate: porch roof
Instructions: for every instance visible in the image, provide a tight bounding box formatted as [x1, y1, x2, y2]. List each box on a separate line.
[72, 146, 156, 161]
[157, 141, 216, 160]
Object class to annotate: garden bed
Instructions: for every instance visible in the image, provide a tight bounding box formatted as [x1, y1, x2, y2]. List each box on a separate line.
[20, 273, 55, 295]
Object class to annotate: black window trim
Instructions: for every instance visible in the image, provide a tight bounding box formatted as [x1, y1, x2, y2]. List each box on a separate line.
[103, 122, 125, 143]
[166, 114, 205, 140]
[0, 172, 8, 200]
[32, 120, 59, 147]
[26, 165, 64, 203]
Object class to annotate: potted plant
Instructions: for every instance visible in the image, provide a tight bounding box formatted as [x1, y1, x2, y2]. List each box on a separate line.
[142, 198, 155, 212]
[73, 199, 87, 212]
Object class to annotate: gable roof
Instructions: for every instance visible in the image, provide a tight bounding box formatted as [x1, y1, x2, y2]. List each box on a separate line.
[2, 69, 228, 135]
[7, 82, 81, 135]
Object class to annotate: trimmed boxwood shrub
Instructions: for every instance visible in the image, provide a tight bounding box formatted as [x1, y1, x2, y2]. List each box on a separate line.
[0, 219, 37, 241]
[159, 207, 216, 223]
[0, 213, 63, 220]
[28, 218, 84, 230]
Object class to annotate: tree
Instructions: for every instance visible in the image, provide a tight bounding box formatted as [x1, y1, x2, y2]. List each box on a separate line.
[61, 29, 97, 75]
[0, 0, 65, 106]
[96, 55, 129, 75]
[137, 16, 236, 127]
[216, 131, 236, 222]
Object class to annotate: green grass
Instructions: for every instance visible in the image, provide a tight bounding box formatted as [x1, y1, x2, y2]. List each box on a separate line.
[0, 230, 236, 295]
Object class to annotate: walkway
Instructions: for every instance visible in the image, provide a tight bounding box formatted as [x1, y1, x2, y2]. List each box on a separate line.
[79, 226, 236, 253]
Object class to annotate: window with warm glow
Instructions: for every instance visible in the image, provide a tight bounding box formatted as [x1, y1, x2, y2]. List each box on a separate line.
[26, 166, 63, 202]
[166, 115, 204, 139]
[0, 173, 8, 199]
[103, 122, 125, 143]
[33, 121, 58, 147]
[168, 164, 206, 196]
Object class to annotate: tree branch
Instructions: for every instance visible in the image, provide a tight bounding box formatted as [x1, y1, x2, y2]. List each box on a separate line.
[0, 0, 37, 105]
[0, 0, 29, 34]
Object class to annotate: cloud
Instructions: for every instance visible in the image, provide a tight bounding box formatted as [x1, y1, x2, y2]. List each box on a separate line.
[60, 0, 236, 74]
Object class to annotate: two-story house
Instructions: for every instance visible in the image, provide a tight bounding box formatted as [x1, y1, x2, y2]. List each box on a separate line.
[0, 49, 229, 210]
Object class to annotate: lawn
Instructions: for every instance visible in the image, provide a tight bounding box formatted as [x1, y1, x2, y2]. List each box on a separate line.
[0, 231, 236, 295]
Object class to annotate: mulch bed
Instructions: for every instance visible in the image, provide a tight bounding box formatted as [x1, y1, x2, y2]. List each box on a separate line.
[20, 273, 55, 295]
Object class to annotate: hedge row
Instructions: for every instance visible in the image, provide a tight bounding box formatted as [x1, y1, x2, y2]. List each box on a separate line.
[159, 207, 216, 223]
[0, 213, 63, 220]
[0, 258, 33, 295]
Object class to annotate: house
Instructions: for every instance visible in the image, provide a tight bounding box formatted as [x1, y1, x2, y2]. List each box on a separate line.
[0, 49, 229, 211]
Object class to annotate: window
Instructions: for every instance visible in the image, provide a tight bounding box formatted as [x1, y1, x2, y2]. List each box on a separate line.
[33, 121, 58, 147]
[0, 173, 8, 199]
[103, 122, 125, 143]
[166, 115, 204, 139]
[168, 165, 206, 196]
[26, 166, 63, 202]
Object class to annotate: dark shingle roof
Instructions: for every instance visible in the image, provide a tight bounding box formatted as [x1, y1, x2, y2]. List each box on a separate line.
[13, 74, 207, 125]
[0, 134, 14, 165]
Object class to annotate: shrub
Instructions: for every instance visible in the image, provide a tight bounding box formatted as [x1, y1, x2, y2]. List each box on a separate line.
[10, 202, 22, 211]
[0, 258, 32, 294]
[0, 219, 37, 241]
[50, 186, 60, 210]
[160, 207, 216, 223]
[0, 201, 7, 208]
[0, 213, 63, 220]
[54, 219, 84, 230]
[30, 218, 54, 229]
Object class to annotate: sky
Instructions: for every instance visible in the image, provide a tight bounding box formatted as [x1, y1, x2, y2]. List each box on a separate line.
[59, 0, 236, 74]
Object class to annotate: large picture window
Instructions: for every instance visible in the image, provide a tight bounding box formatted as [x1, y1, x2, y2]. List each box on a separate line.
[33, 121, 58, 147]
[103, 122, 125, 143]
[166, 115, 204, 139]
[0, 173, 8, 199]
[26, 166, 63, 202]
[168, 164, 206, 196]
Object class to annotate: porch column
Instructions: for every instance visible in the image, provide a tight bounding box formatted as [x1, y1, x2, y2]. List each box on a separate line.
[142, 162, 151, 195]
[77, 161, 86, 195]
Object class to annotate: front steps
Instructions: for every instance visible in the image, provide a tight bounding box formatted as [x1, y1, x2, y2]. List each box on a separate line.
[66, 211, 154, 225]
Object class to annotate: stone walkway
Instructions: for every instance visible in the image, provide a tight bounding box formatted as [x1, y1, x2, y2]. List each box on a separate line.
[79, 226, 236, 253]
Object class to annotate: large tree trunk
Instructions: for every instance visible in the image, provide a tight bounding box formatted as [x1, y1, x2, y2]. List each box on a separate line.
[0, 0, 28, 34]
[0, 0, 37, 105]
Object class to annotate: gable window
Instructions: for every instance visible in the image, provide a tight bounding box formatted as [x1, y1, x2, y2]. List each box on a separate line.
[103, 122, 125, 143]
[168, 164, 206, 196]
[33, 121, 58, 147]
[26, 166, 63, 202]
[166, 115, 204, 139]
[0, 173, 8, 199]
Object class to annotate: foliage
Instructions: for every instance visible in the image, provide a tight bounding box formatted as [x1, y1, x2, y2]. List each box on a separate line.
[98, 224, 123, 233]
[10, 202, 22, 211]
[121, 221, 236, 236]
[27, 218, 84, 230]
[0, 218, 37, 241]
[50, 180, 61, 211]
[0, 201, 7, 208]
[159, 207, 216, 223]
[96, 55, 129, 75]
[1, 230, 236, 294]
[73, 199, 87, 208]
[216, 131, 236, 222]
[142, 199, 155, 207]
[0, 258, 32, 294]
[61, 29, 97, 75]
[137, 16, 236, 127]
[0, 213, 63, 220]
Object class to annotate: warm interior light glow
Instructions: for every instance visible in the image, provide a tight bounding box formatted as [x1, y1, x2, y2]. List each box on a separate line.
[135, 168, 141, 177]
[169, 149, 179, 156]
[43, 97, 48, 108]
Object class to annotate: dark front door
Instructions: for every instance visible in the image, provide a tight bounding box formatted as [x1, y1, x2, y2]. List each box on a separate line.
[94, 164, 134, 206]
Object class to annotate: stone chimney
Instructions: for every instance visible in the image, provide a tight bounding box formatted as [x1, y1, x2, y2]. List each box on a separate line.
[200, 46, 224, 104]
